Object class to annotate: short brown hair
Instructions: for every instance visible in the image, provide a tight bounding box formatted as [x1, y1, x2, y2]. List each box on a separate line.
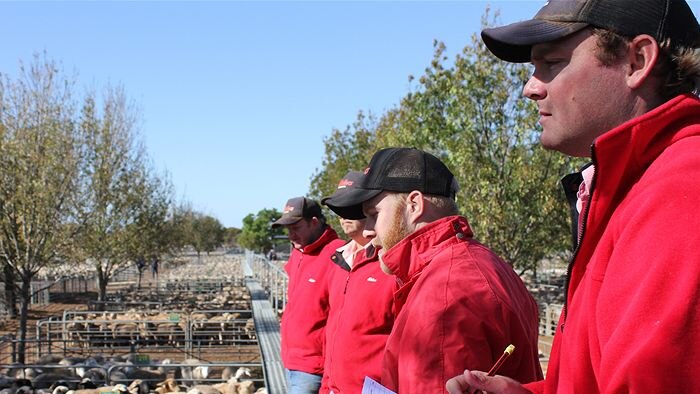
[593, 27, 700, 101]
[391, 192, 459, 217]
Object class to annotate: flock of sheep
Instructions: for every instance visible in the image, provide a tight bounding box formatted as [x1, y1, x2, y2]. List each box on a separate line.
[2, 254, 269, 394]
[1, 354, 264, 393]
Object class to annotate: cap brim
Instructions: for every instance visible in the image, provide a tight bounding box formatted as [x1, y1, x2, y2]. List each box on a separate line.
[271, 216, 303, 229]
[322, 187, 382, 220]
[482, 19, 588, 62]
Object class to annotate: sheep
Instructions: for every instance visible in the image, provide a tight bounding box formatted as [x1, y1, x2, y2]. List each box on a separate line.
[211, 379, 255, 394]
[243, 319, 256, 340]
[51, 386, 69, 394]
[36, 355, 64, 365]
[76, 379, 97, 390]
[236, 382, 255, 394]
[66, 383, 129, 394]
[0, 379, 33, 394]
[154, 378, 181, 394]
[153, 321, 185, 346]
[126, 380, 148, 394]
[32, 373, 78, 390]
[121, 367, 165, 389]
[220, 368, 251, 383]
[0, 376, 13, 390]
[11, 368, 36, 380]
[75, 369, 105, 387]
[174, 360, 209, 385]
[185, 387, 220, 394]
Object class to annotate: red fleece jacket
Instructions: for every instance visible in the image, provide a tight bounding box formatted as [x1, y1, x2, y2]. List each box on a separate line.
[281, 227, 345, 374]
[526, 95, 700, 393]
[381, 216, 542, 394]
[320, 243, 397, 394]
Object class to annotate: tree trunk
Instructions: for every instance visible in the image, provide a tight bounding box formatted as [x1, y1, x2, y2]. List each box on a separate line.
[3, 264, 18, 318]
[97, 269, 108, 303]
[17, 275, 31, 364]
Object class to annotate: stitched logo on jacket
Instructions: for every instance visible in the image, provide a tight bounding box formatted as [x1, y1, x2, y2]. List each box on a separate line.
[367, 277, 377, 282]
[307, 278, 316, 283]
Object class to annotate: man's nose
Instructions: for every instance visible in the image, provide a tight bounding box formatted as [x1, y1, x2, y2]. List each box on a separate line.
[523, 74, 546, 101]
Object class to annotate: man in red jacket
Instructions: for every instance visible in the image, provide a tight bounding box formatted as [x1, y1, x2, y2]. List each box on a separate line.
[328, 148, 542, 394]
[272, 197, 345, 394]
[447, 0, 700, 393]
[319, 171, 398, 394]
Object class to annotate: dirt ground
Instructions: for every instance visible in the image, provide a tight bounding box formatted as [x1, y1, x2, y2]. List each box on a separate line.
[0, 292, 92, 336]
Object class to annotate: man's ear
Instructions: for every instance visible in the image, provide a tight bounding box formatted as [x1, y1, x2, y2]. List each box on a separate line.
[405, 190, 424, 224]
[626, 34, 659, 89]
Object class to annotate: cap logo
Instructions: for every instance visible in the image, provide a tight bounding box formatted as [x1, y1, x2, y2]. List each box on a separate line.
[364, 167, 371, 175]
[283, 205, 295, 213]
[337, 179, 354, 189]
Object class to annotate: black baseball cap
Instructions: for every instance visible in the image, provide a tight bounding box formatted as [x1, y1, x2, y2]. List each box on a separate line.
[482, 0, 700, 63]
[322, 171, 367, 220]
[271, 197, 323, 228]
[324, 148, 460, 220]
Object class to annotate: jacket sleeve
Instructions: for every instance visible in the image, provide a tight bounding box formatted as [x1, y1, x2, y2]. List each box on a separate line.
[392, 271, 526, 393]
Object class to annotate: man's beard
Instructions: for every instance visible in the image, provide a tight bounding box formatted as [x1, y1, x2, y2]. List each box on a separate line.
[378, 202, 412, 275]
[382, 204, 412, 251]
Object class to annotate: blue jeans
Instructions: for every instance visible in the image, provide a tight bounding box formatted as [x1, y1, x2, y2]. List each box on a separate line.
[286, 369, 322, 394]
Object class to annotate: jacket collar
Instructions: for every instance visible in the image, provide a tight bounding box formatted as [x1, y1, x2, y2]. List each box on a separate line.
[381, 215, 473, 286]
[569, 94, 700, 298]
[331, 241, 379, 272]
[301, 226, 339, 255]
[593, 94, 700, 189]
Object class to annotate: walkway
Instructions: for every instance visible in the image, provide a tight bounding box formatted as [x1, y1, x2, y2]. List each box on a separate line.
[246, 277, 286, 394]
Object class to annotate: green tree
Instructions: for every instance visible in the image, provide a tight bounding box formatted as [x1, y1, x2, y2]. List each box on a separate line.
[223, 227, 242, 249]
[167, 201, 195, 252]
[309, 111, 378, 200]
[0, 54, 81, 363]
[75, 85, 149, 302]
[311, 10, 581, 274]
[191, 214, 225, 256]
[122, 165, 174, 287]
[238, 208, 285, 253]
[308, 112, 381, 238]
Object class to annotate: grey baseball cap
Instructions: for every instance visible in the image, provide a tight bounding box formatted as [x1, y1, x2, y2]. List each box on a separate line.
[481, 0, 700, 63]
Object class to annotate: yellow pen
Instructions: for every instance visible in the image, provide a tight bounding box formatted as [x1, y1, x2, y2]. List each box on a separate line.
[487, 344, 515, 376]
[468, 344, 515, 394]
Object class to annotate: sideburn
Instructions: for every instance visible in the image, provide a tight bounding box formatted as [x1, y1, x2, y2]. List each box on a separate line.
[380, 200, 412, 252]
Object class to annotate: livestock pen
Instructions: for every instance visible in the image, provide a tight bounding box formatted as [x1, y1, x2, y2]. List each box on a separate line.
[0, 252, 286, 393]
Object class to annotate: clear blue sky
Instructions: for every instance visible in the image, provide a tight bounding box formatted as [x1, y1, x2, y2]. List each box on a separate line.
[3, 1, 699, 228]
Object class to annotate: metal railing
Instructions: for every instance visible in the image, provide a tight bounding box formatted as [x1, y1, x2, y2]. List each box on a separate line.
[29, 309, 257, 358]
[107, 361, 264, 385]
[245, 251, 288, 313]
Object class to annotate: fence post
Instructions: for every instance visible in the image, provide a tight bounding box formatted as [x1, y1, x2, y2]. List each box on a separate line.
[11, 338, 16, 363]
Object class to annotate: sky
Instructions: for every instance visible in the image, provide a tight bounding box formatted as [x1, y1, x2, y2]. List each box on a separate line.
[3, 1, 699, 228]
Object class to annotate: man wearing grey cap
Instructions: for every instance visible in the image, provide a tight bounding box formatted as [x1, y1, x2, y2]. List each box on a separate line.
[271, 197, 345, 394]
[447, 1, 700, 393]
